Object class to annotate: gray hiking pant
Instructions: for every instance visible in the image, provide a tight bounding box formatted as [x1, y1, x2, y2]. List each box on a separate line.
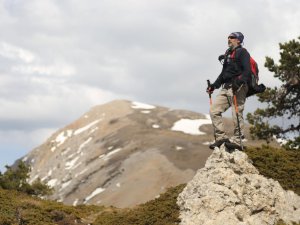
[210, 83, 248, 144]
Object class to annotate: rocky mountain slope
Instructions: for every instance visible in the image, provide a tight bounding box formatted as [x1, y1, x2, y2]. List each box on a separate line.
[21, 99, 265, 208]
[177, 145, 300, 225]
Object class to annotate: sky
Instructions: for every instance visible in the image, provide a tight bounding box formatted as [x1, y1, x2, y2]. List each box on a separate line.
[0, 0, 300, 172]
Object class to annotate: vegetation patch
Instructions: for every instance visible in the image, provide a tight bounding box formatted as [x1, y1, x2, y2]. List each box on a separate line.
[93, 184, 186, 225]
[0, 188, 104, 225]
[245, 145, 300, 195]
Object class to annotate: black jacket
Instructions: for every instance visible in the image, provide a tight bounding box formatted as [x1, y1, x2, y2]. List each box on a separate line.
[213, 46, 251, 89]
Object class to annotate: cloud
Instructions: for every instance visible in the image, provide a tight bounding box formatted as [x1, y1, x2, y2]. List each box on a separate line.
[0, 42, 35, 63]
[12, 63, 76, 76]
[0, 83, 120, 129]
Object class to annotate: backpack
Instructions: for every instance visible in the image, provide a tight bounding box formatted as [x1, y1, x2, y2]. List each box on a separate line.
[230, 48, 266, 97]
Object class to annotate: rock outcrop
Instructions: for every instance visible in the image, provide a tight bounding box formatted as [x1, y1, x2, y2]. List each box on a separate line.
[177, 145, 300, 225]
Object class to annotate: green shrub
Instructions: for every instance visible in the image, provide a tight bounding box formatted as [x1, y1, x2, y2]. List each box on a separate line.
[0, 161, 52, 196]
[0, 188, 104, 225]
[276, 220, 300, 225]
[94, 184, 186, 225]
[245, 145, 300, 195]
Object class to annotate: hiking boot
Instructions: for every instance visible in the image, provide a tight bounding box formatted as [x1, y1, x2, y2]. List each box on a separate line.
[209, 139, 229, 150]
[225, 142, 245, 151]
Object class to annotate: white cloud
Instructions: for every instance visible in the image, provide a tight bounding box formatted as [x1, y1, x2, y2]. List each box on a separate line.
[0, 42, 35, 63]
[12, 63, 76, 76]
[0, 84, 118, 122]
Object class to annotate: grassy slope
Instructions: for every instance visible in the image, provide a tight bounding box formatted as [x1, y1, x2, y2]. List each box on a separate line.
[93, 184, 185, 225]
[0, 145, 299, 225]
[0, 188, 105, 225]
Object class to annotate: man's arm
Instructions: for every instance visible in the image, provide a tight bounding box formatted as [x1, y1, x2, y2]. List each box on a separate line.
[212, 68, 225, 89]
[239, 49, 251, 84]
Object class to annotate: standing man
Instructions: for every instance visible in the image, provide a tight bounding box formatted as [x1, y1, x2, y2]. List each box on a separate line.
[206, 32, 251, 150]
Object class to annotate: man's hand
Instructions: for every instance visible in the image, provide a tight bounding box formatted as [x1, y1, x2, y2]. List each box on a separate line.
[206, 85, 215, 94]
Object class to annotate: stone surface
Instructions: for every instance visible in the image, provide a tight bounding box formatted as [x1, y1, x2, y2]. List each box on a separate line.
[177, 145, 300, 225]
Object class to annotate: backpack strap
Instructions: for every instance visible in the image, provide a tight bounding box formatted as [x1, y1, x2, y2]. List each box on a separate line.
[230, 47, 245, 60]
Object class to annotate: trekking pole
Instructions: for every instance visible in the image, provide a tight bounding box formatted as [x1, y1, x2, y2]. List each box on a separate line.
[207, 80, 217, 142]
[232, 89, 244, 150]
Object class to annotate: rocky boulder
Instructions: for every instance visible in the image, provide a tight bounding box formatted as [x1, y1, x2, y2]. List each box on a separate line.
[177, 145, 300, 225]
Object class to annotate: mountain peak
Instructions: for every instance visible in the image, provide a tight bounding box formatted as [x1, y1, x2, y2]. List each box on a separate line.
[22, 100, 215, 207]
[22, 100, 267, 208]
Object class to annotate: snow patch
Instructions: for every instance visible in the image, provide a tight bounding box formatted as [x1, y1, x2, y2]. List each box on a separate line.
[41, 176, 48, 182]
[74, 120, 101, 135]
[52, 129, 73, 149]
[152, 124, 160, 128]
[99, 148, 122, 161]
[176, 146, 183, 151]
[67, 152, 76, 159]
[78, 137, 92, 153]
[62, 147, 72, 156]
[61, 180, 72, 190]
[48, 179, 58, 187]
[89, 127, 98, 134]
[22, 156, 28, 162]
[75, 168, 88, 178]
[116, 183, 121, 188]
[29, 175, 39, 184]
[65, 156, 80, 170]
[73, 199, 79, 206]
[72, 162, 82, 170]
[131, 101, 156, 109]
[171, 118, 212, 135]
[84, 188, 105, 203]
[141, 110, 151, 114]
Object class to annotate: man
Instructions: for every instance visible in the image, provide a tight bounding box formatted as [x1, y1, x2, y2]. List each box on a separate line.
[206, 32, 251, 150]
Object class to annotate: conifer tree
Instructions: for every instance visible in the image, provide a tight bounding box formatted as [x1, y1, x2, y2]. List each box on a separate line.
[0, 161, 52, 196]
[247, 37, 300, 149]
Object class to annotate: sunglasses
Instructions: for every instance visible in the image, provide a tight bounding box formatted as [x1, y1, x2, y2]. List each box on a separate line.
[228, 36, 237, 39]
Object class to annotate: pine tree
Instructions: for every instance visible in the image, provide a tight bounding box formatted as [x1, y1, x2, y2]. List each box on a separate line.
[247, 37, 300, 149]
[0, 161, 52, 196]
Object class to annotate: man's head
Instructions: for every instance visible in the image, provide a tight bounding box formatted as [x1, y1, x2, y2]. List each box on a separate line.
[228, 32, 244, 48]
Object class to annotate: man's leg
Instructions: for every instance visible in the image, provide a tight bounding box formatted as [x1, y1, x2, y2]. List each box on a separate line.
[231, 85, 248, 145]
[209, 88, 231, 148]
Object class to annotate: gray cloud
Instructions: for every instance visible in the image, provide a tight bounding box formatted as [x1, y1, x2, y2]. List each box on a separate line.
[0, 0, 300, 170]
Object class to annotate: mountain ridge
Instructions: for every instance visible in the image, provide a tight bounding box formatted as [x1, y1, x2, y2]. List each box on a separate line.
[21, 99, 267, 208]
